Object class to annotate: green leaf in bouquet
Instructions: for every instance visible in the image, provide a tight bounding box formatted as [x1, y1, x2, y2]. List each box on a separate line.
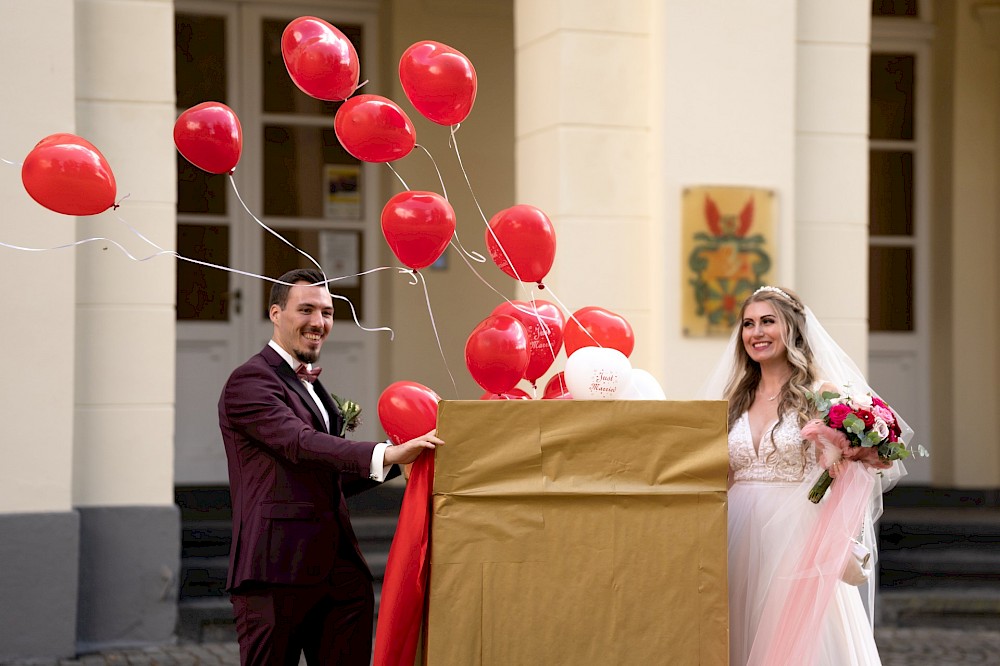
[842, 414, 865, 436]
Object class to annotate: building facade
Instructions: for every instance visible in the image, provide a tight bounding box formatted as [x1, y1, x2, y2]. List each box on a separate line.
[0, 0, 997, 658]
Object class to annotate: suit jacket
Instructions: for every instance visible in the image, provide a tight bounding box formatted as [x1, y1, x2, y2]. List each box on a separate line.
[218, 344, 394, 591]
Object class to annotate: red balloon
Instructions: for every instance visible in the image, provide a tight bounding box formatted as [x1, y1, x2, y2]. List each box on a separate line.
[173, 102, 243, 174]
[21, 133, 116, 216]
[542, 372, 572, 400]
[479, 388, 531, 400]
[281, 16, 359, 101]
[465, 315, 529, 395]
[378, 380, 441, 445]
[564, 306, 635, 358]
[381, 191, 456, 270]
[399, 40, 477, 126]
[485, 205, 556, 286]
[491, 300, 564, 384]
[335, 94, 416, 163]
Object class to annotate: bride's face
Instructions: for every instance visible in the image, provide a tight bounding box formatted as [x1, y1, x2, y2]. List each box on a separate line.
[741, 301, 788, 365]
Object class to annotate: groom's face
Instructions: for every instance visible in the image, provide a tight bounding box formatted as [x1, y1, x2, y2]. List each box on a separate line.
[270, 281, 334, 364]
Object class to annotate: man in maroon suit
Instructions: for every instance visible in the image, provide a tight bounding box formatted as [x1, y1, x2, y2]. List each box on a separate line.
[219, 268, 441, 666]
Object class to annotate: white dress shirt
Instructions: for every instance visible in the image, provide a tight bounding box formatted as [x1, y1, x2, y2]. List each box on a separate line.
[268, 340, 390, 481]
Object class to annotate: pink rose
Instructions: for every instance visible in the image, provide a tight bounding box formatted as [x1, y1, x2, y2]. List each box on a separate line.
[828, 403, 852, 428]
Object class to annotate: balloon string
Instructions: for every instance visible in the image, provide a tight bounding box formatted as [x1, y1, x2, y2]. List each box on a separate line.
[452, 239, 516, 301]
[355, 79, 370, 93]
[415, 271, 460, 398]
[228, 175, 328, 283]
[416, 144, 448, 202]
[386, 163, 410, 191]
[449, 125, 531, 295]
[450, 235, 486, 263]
[540, 283, 602, 349]
[5, 207, 395, 338]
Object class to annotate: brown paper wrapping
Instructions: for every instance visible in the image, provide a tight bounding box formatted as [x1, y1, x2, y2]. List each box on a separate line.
[426, 400, 729, 665]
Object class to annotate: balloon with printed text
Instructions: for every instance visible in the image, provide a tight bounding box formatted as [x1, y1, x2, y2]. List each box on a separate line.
[173, 102, 243, 174]
[491, 300, 564, 384]
[334, 94, 416, 163]
[564, 306, 635, 358]
[281, 16, 359, 101]
[377, 381, 441, 445]
[564, 347, 633, 400]
[399, 40, 477, 126]
[21, 133, 116, 216]
[464, 314, 530, 395]
[381, 191, 456, 270]
[485, 205, 556, 287]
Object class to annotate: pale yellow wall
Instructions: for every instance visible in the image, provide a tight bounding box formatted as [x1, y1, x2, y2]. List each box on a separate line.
[948, 0, 1000, 486]
[655, 0, 799, 397]
[72, 0, 177, 506]
[380, 0, 515, 399]
[517, 0, 655, 388]
[0, 0, 77, 513]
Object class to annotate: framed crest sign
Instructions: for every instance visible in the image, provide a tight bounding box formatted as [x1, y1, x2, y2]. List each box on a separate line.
[682, 186, 777, 336]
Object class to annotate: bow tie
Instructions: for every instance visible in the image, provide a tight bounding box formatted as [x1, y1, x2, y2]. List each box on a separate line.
[295, 364, 322, 383]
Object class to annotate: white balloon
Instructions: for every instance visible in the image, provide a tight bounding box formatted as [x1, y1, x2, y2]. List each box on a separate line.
[564, 347, 632, 400]
[626, 369, 666, 400]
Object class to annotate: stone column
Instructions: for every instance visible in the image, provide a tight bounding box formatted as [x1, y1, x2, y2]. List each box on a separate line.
[72, 0, 179, 650]
[0, 1, 80, 659]
[793, 1, 872, 366]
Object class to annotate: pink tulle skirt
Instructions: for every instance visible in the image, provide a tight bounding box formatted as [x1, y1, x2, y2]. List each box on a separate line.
[728, 475, 881, 666]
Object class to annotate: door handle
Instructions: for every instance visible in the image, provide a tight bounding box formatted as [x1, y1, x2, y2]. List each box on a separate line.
[222, 288, 242, 315]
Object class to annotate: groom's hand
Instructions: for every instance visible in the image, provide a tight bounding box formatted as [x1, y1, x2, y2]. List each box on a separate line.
[384, 429, 443, 466]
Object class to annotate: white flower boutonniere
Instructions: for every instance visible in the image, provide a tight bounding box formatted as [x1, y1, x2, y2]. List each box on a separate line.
[330, 393, 363, 437]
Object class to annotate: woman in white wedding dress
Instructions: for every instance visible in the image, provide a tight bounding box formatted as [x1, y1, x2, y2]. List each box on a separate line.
[715, 286, 906, 666]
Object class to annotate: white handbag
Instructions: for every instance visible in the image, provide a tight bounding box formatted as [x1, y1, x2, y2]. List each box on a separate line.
[840, 539, 873, 586]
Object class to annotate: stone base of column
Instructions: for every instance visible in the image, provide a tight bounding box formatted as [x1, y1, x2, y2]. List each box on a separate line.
[0, 511, 80, 660]
[76, 505, 180, 653]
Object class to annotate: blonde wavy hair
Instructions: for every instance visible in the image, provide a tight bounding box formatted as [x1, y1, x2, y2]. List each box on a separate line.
[724, 287, 818, 432]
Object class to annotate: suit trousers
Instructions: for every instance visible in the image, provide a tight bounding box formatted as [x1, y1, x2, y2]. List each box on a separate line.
[230, 550, 374, 666]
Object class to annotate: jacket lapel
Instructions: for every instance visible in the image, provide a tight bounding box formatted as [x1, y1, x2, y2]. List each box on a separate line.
[314, 378, 344, 437]
[261, 346, 329, 433]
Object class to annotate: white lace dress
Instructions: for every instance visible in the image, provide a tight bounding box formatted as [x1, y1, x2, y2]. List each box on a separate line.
[728, 412, 882, 666]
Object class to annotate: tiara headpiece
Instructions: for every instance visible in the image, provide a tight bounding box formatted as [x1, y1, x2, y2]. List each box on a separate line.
[753, 285, 794, 302]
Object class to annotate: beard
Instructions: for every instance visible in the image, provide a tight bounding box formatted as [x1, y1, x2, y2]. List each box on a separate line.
[294, 347, 320, 364]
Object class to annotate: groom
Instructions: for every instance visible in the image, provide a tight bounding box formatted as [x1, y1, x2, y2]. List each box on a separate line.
[218, 268, 442, 666]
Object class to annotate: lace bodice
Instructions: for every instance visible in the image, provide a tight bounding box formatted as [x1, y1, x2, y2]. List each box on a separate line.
[729, 412, 818, 483]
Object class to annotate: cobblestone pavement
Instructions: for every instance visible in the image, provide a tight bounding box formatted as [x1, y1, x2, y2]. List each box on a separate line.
[2, 627, 1000, 665]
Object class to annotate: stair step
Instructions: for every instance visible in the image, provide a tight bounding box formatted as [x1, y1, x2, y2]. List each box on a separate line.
[180, 556, 230, 598]
[182, 520, 233, 558]
[878, 587, 1000, 630]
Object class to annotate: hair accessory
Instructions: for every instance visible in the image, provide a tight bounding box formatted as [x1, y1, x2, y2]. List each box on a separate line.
[753, 285, 795, 302]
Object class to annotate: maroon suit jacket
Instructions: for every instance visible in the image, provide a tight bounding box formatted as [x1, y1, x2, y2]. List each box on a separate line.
[218, 344, 393, 591]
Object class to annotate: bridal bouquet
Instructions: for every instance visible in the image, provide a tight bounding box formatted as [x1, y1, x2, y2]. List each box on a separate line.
[803, 388, 910, 503]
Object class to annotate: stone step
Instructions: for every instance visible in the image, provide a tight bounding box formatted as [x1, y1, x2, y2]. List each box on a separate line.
[877, 587, 1000, 630]
[177, 584, 386, 643]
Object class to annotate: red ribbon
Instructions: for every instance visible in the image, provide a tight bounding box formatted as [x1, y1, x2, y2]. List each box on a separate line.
[373, 451, 435, 666]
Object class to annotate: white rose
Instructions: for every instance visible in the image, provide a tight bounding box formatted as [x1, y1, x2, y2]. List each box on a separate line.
[873, 418, 889, 440]
[850, 392, 873, 410]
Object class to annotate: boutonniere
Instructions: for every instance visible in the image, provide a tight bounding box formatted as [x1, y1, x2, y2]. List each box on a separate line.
[330, 393, 363, 437]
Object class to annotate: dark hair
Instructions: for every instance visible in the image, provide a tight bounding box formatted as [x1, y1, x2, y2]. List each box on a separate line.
[268, 268, 326, 310]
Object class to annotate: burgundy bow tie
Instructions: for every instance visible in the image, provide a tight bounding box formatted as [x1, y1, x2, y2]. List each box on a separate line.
[296, 364, 322, 383]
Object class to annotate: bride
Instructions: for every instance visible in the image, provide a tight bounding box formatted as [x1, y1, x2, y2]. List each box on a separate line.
[707, 286, 910, 665]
